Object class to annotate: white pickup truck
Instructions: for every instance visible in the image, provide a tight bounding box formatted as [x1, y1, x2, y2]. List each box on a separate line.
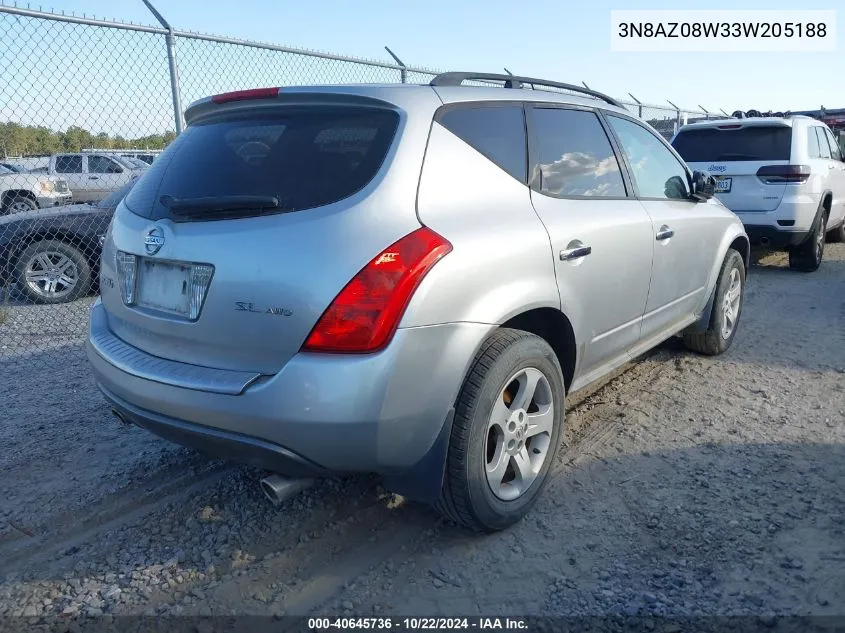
[30, 153, 146, 204]
[0, 164, 72, 214]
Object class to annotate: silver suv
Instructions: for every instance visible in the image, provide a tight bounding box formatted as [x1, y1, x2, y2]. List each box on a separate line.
[87, 73, 749, 532]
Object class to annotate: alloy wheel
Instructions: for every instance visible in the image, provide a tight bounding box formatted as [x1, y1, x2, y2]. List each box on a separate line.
[485, 367, 554, 501]
[721, 267, 742, 340]
[24, 250, 79, 299]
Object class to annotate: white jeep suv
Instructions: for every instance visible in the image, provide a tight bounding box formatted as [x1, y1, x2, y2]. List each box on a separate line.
[672, 116, 845, 272]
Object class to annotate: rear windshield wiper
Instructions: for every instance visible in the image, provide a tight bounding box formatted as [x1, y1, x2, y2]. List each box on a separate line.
[160, 195, 281, 216]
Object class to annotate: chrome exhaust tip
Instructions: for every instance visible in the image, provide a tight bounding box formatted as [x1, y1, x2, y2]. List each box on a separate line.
[111, 408, 130, 425]
[260, 475, 314, 507]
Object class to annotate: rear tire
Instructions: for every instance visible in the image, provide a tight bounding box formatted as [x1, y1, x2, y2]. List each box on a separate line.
[436, 328, 565, 532]
[827, 221, 845, 244]
[789, 211, 826, 272]
[683, 248, 745, 356]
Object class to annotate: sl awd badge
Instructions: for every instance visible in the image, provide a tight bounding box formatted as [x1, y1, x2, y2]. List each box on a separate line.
[144, 226, 165, 255]
[235, 302, 293, 317]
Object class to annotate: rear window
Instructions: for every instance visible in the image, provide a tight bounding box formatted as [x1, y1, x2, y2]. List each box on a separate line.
[437, 105, 527, 183]
[671, 126, 792, 162]
[124, 107, 399, 221]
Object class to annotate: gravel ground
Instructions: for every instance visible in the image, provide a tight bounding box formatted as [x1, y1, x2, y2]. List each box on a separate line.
[0, 243, 843, 630]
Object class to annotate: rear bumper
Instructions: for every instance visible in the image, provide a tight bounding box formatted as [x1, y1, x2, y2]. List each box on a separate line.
[743, 225, 810, 248]
[87, 299, 492, 476]
[102, 385, 330, 478]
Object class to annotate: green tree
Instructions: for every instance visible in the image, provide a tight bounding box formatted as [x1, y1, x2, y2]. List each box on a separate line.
[0, 121, 177, 157]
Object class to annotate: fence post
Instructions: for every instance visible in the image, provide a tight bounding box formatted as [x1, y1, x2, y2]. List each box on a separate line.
[142, 0, 184, 133]
[628, 93, 643, 118]
[698, 104, 711, 121]
[384, 46, 407, 84]
[667, 99, 681, 134]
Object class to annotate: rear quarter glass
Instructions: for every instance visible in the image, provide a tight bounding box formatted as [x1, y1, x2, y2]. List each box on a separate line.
[672, 127, 792, 163]
[123, 106, 400, 222]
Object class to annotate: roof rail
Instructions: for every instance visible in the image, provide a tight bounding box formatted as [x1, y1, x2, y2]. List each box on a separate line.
[429, 72, 623, 108]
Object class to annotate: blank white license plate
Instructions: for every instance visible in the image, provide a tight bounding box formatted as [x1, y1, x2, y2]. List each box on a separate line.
[715, 177, 732, 193]
[136, 260, 192, 316]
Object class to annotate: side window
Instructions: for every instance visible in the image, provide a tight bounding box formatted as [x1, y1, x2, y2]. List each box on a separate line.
[607, 115, 690, 200]
[530, 108, 626, 198]
[55, 155, 83, 174]
[807, 127, 822, 158]
[88, 155, 123, 174]
[824, 128, 842, 161]
[815, 128, 831, 159]
[437, 105, 526, 183]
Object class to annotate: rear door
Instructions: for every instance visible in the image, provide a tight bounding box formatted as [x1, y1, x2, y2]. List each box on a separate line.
[53, 154, 89, 202]
[671, 123, 793, 214]
[607, 113, 723, 341]
[526, 105, 653, 380]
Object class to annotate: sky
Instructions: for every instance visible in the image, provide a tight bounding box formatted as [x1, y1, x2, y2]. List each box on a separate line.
[27, 0, 840, 112]
[0, 0, 840, 141]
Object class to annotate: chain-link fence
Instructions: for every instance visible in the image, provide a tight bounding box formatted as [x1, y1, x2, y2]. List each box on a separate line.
[0, 3, 727, 385]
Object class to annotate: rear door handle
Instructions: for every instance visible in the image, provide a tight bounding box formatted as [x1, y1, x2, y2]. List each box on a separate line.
[829, 164, 836, 169]
[560, 245, 592, 261]
[88, 176, 99, 180]
[656, 227, 675, 241]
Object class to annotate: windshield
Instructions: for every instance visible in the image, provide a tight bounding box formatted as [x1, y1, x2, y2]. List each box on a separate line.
[121, 156, 149, 169]
[672, 126, 792, 162]
[124, 106, 400, 222]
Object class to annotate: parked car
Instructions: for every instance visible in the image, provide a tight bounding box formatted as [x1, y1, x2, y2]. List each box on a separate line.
[0, 178, 135, 304]
[672, 116, 845, 272]
[35, 152, 145, 204]
[0, 164, 72, 214]
[87, 74, 748, 532]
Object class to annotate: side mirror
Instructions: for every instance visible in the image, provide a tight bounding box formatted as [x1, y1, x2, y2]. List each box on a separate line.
[690, 170, 716, 202]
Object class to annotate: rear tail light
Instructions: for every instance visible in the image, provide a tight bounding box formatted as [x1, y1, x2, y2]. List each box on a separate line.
[211, 87, 280, 104]
[187, 264, 215, 320]
[115, 251, 137, 305]
[756, 165, 811, 184]
[302, 227, 453, 354]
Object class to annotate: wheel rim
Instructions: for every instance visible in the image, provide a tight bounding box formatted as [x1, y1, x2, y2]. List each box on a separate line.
[24, 250, 79, 299]
[485, 367, 554, 502]
[9, 199, 35, 213]
[815, 220, 825, 263]
[721, 267, 742, 340]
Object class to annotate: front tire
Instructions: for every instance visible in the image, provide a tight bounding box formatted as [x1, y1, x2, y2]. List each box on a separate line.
[683, 248, 745, 356]
[436, 328, 565, 532]
[789, 211, 826, 272]
[3, 194, 38, 215]
[14, 239, 91, 304]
